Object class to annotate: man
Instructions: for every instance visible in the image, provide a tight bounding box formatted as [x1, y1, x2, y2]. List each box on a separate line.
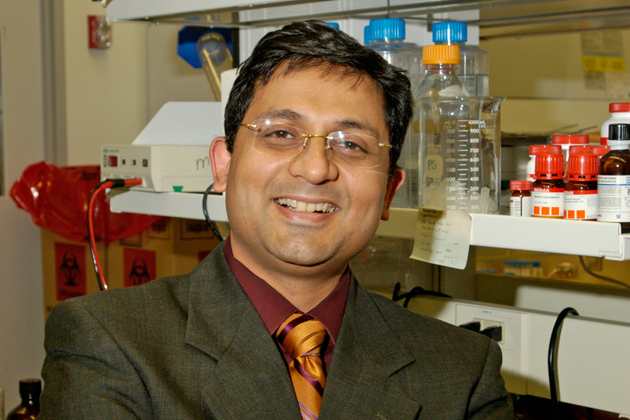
[40, 21, 511, 419]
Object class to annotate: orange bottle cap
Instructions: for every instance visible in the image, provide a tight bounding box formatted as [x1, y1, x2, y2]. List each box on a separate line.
[591, 145, 610, 157]
[422, 44, 460, 65]
[568, 145, 592, 155]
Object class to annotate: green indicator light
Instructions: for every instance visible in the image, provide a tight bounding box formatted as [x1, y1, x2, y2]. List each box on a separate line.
[173, 186, 183, 192]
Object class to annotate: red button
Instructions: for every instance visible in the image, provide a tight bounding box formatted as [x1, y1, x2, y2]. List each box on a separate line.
[108, 155, 118, 167]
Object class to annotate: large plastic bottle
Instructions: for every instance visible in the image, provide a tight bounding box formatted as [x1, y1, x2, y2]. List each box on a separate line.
[415, 44, 468, 98]
[368, 18, 422, 208]
[432, 21, 489, 96]
[368, 18, 423, 91]
[600, 103, 630, 145]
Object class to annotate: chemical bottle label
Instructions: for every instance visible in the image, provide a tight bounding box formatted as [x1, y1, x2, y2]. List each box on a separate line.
[564, 190, 597, 220]
[532, 188, 564, 218]
[598, 175, 630, 222]
[510, 196, 532, 217]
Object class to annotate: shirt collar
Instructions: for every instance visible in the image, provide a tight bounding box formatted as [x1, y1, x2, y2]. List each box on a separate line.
[223, 235, 349, 343]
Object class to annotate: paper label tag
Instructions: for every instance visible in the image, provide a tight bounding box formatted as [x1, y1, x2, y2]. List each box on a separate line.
[410, 208, 472, 270]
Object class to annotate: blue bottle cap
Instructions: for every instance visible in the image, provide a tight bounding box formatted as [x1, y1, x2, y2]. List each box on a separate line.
[364, 25, 372, 45]
[432, 21, 467, 42]
[325, 22, 340, 30]
[370, 18, 406, 40]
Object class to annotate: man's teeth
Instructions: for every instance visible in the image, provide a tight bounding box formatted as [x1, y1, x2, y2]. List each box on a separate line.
[276, 198, 337, 213]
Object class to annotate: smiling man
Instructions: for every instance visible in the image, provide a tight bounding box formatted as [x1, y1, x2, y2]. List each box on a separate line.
[40, 21, 511, 419]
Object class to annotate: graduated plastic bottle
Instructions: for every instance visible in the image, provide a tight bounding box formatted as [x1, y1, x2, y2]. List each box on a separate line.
[368, 18, 423, 209]
[431, 21, 489, 96]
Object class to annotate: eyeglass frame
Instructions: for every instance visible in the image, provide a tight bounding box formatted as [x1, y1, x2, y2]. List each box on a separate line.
[239, 119, 393, 169]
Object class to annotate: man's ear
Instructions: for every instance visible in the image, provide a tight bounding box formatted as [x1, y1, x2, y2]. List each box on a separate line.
[210, 137, 231, 193]
[381, 167, 405, 221]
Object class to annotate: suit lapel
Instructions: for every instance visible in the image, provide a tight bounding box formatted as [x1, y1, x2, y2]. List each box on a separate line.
[320, 278, 422, 420]
[184, 246, 300, 420]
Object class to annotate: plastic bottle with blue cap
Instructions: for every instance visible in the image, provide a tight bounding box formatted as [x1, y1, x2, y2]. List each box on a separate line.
[432, 21, 489, 96]
[367, 18, 422, 208]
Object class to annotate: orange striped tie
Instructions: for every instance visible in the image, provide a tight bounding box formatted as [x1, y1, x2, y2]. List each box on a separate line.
[276, 313, 327, 420]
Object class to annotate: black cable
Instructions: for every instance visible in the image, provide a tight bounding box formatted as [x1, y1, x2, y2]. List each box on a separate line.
[202, 183, 224, 242]
[579, 256, 630, 290]
[548, 307, 579, 420]
[391, 282, 451, 307]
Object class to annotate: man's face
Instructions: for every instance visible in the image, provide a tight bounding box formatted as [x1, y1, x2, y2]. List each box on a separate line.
[211, 65, 403, 279]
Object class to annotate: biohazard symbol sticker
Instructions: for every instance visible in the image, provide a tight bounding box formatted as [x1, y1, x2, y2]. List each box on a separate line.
[124, 248, 156, 287]
[55, 243, 87, 301]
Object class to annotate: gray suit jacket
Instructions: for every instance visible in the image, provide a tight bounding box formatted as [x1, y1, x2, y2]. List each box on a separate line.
[40, 244, 511, 419]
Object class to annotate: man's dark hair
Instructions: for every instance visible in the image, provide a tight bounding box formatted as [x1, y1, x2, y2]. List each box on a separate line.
[223, 20, 413, 177]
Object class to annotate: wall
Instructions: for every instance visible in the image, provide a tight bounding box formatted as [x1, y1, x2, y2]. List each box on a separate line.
[0, 0, 46, 411]
[481, 29, 630, 134]
[56, 0, 148, 165]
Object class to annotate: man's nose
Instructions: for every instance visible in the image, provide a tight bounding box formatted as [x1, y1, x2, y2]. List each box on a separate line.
[288, 136, 339, 184]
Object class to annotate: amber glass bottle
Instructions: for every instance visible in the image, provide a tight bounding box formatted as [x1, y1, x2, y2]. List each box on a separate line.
[564, 153, 598, 221]
[598, 123, 630, 222]
[532, 154, 565, 219]
[6, 379, 40, 419]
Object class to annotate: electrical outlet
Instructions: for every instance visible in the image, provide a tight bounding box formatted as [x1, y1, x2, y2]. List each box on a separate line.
[455, 303, 528, 395]
[473, 318, 505, 344]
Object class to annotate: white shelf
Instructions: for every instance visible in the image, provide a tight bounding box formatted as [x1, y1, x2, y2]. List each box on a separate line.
[110, 191, 630, 261]
[109, 190, 228, 222]
[377, 208, 630, 261]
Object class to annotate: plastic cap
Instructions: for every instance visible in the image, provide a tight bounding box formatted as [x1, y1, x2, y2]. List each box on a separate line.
[432, 21, 468, 42]
[325, 22, 340, 30]
[19, 379, 41, 397]
[609, 123, 630, 140]
[422, 44, 460, 65]
[529, 144, 562, 156]
[610, 102, 630, 113]
[551, 134, 590, 145]
[568, 145, 592, 155]
[510, 180, 532, 191]
[363, 25, 371, 45]
[591, 145, 611, 157]
[567, 153, 598, 178]
[370, 18, 405, 40]
[535, 154, 565, 176]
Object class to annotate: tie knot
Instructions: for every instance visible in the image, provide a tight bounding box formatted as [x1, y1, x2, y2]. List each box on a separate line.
[276, 313, 327, 360]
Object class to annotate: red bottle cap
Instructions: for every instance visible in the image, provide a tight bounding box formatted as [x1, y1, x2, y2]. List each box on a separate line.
[510, 180, 532, 191]
[535, 154, 565, 178]
[529, 144, 562, 156]
[552, 134, 590, 145]
[568, 145, 592, 155]
[591, 145, 610, 157]
[566, 154, 598, 180]
[610, 102, 630, 113]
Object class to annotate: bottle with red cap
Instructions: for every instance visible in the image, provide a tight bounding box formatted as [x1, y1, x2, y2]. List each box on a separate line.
[552, 134, 590, 167]
[598, 123, 630, 222]
[509, 181, 532, 217]
[568, 145, 592, 156]
[601, 103, 630, 145]
[526, 144, 562, 182]
[532, 154, 565, 219]
[591, 145, 611, 160]
[564, 154, 598, 221]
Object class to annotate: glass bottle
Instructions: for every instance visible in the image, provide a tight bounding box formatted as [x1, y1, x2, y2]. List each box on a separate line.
[532, 154, 565, 219]
[6, 379, 40, 420]
[598, 123, 630, 222]
[564, 153, 598, 221]
[431, 21, 489, 96]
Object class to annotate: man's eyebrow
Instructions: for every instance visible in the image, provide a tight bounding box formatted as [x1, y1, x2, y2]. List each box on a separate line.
[336, 119, 383, 140]
[259, 109, 305, 122]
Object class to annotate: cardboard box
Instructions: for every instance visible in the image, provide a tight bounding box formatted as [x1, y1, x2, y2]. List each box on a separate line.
[42, 218, 222, 317]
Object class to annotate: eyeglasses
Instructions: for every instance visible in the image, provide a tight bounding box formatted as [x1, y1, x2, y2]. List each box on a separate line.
[240, 119, 392, 169]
